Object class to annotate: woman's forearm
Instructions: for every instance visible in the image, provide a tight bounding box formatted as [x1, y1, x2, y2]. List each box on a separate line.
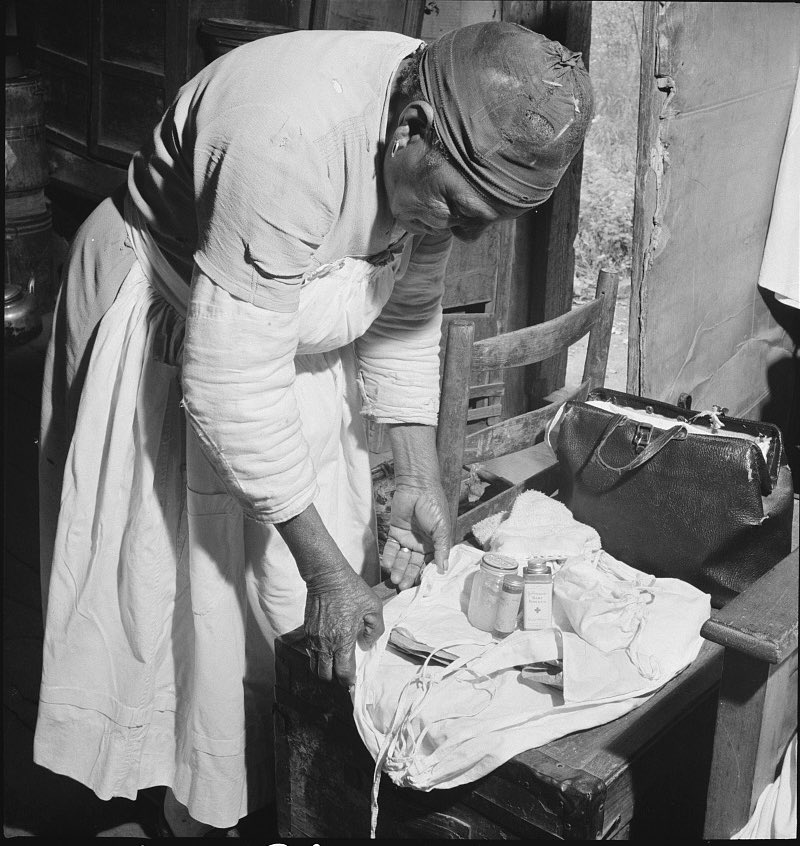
[276, 503, 352, 589]
[387, 422, 442, 483]
[383, 422, 451, 580]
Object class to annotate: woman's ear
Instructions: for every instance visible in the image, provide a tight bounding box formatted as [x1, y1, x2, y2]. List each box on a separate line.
[396, 100, 436, 145]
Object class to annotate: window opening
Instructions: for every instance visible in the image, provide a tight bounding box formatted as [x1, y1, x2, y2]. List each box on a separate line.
[568, 0, 643, 392]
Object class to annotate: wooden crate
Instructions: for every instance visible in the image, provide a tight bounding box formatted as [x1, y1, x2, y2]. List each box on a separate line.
[274, 618, 724, 839]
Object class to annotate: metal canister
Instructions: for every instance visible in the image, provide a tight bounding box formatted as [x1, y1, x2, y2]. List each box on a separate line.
[493, 574, 524, 636]
[5, 71, 48, 196]
[5, 278, 42, 348]
[523, 559, 554, 631]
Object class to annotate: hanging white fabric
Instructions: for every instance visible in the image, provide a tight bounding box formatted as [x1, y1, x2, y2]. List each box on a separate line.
[733, 732, 797, 839]
[757, 61, 800, 310]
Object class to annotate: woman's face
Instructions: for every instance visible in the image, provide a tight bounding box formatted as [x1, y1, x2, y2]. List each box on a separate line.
[383, 133, 522, 242]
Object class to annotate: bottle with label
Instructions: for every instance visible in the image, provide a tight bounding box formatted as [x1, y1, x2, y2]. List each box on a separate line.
[493, 575, 524, 637]
[523, 559, 553, 630]
[467, 553, 519, 632]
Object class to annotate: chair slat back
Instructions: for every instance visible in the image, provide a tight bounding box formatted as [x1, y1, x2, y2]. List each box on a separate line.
[463, 378, 591, 465]
[470, 297, 602, 372]
[437, 268, 619, 544]
[437, 319, 475, 532]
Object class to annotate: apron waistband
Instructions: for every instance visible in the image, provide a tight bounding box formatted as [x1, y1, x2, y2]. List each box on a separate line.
[123, 192, 189, 318]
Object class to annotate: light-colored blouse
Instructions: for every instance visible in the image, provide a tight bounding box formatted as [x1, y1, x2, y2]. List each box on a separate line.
[128, 29, 453, 521]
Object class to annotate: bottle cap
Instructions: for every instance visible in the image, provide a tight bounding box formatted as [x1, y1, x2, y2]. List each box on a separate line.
[525, 558, 551, 576]
[481, 553, 519, 573]
[502, 575, 524, 593]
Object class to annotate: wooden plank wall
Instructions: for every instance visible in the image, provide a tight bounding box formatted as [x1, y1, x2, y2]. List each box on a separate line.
[500, 1, 592, 413]
[309, 0, 426, 35]
[420, 2, 516, 337]
[630, 2, 799, 416]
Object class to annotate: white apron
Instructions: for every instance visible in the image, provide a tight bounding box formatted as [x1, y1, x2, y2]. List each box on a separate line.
[34, 197, 385, 828]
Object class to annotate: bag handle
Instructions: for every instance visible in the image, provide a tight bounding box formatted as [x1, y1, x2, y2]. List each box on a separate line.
[590, 388, 784, 488]
[593, 414, 688, 475]
[545, 402, 568, 456]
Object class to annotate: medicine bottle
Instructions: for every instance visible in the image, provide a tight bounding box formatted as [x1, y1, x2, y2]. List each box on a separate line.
[493, 575, 524, 637]
[467, 554, 519, 632]
[523, 559, 553, 630]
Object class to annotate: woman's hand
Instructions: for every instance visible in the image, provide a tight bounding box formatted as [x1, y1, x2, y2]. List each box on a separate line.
[382, 423, 452, 590]
[304, 567, 384, 687]
[277, 504, 384, 688]
[382, 474, 451, 590]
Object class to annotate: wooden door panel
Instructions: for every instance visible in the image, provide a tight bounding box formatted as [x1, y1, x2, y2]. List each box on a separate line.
[631, 2, 799, 415]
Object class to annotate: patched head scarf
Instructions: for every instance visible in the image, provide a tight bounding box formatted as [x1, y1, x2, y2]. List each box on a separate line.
[419, 22, 593, 208]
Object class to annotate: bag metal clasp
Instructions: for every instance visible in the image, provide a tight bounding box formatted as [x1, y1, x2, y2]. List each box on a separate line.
[633, 423, 652, 453]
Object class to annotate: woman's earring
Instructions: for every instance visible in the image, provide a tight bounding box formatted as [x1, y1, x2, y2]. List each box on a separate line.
[391, 139, 401, 158]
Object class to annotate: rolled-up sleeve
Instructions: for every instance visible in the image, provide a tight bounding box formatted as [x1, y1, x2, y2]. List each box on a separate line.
[182, 106, 339, 523]
[182, 270, 318, 523]
[354, 229, 452, 425]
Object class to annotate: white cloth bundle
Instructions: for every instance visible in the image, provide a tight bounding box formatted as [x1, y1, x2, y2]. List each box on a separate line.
[554, 553, 709, 702]
[352, 509, 710, 835]
[471, 489, 601, 564]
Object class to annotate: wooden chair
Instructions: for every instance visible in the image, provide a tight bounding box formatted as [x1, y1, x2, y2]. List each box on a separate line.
[436, 267, 619, 542]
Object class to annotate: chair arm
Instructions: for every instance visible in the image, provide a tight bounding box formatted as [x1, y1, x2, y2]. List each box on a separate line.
[701, 549, 798, 664]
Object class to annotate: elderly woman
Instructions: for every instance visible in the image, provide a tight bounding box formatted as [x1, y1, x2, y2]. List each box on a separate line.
[35, 21, 592, 837]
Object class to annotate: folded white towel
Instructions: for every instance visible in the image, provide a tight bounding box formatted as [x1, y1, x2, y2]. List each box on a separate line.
[472, 489, 602, 564]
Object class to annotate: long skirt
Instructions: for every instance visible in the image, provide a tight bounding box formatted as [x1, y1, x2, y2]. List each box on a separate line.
[33, 196, 379, 828]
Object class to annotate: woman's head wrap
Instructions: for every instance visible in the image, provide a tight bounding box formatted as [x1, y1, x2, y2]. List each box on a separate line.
[419, 22, 593, 209]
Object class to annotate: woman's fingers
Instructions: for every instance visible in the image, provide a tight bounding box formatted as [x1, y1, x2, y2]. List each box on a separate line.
[360, 609, 385, 647]
[381, 536, 401, 571]
[391, 544, 412, 585]
[392, 546, 425, 589]
[413, 492, 451, 574]
[396, 556, 424, 590]
[332, 645, 357, 689]
[382, 534, 432, 590]
[309, 648, 335, 684]
[431, 520, 451, 575]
